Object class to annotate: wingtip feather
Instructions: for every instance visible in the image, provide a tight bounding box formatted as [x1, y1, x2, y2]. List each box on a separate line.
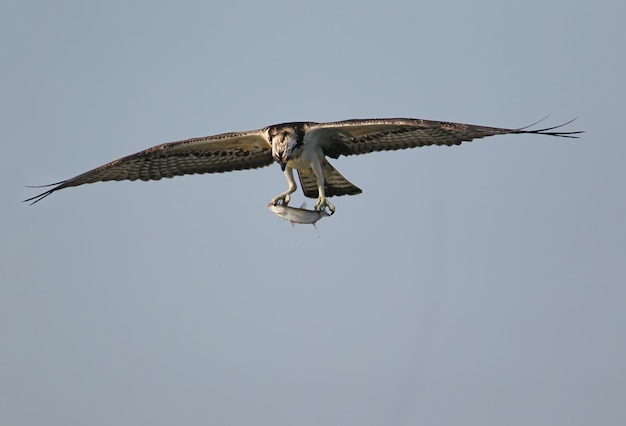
[516, 117, 583, 138]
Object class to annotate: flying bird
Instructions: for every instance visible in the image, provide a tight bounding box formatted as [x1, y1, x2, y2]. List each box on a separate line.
[24, 118, 582, 211]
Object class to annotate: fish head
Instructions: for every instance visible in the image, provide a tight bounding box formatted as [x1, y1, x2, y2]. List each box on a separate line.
[267, 202, 287, 216]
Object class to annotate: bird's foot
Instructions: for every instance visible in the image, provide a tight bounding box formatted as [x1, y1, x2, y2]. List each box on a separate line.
[270, 192, 291, 206]
[315, 197, 335, 215]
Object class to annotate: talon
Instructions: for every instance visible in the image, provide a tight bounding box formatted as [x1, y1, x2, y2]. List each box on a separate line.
[315, 197, 335, 214]
[271, 192, 291, 206]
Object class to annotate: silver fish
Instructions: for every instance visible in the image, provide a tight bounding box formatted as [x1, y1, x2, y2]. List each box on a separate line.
[267, 202, 330, 228]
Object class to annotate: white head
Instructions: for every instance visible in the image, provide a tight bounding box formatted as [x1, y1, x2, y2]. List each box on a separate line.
[268, 124, 305, 170]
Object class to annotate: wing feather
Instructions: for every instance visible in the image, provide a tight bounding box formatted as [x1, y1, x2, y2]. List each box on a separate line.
[25, 117, 583, 205]
[25, 130, 272, 204]
[307, 118, 582, 158]
[297, 160, 362, 198]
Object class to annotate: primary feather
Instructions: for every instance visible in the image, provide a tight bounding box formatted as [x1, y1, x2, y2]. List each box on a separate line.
[25, 117, 582, 208]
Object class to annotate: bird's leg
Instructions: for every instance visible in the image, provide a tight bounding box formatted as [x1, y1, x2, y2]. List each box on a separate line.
[270, 167, 297, 206]
[311, 161, 335, 214]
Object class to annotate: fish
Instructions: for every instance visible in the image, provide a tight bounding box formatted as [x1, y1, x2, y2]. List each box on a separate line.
[267, 202, 330, 228]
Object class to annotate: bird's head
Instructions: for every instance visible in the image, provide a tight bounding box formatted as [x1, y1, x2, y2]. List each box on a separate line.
[268, 124, 304, 171]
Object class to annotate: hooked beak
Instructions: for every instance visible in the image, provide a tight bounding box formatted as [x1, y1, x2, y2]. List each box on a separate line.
[273, 151, 288, 171]
[273, 154, 286, 171]
[272, 138, 293, 171]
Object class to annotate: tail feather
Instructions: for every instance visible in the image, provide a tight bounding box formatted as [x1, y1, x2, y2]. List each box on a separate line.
[298, 160, 362, 198]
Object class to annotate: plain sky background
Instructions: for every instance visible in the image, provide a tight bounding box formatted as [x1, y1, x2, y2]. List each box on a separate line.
[2, 1, 624, 425]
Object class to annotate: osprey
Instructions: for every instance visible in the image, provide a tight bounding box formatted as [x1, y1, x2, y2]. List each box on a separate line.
[25, 117, 582, 211]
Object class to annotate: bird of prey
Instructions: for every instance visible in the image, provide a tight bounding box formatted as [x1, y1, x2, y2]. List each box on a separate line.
[25, 117, 582, 211]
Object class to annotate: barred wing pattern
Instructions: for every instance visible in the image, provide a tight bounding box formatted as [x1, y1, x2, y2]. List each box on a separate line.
[25, 117, 581, 205]
[308, 118, 581, 158]
[25, 130, 272, 204]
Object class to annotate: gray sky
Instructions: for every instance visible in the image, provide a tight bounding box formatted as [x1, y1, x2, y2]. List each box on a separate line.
[2, 1, 625, 425]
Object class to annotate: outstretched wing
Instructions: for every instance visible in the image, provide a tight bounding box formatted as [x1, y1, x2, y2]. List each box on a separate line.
[307, 118, 582, 158]
[25, 129, 272, 204]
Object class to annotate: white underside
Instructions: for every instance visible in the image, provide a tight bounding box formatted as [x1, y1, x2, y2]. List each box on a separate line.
[271, 132, 335, 213]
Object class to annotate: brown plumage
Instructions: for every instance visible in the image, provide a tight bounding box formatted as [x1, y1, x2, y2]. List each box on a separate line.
[24, 117, 582, 207]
